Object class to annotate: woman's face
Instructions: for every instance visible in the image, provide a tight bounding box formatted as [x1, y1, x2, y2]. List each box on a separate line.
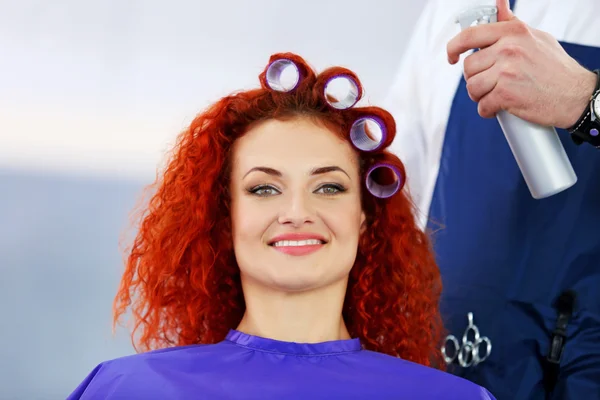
[230, 117, 366, 293]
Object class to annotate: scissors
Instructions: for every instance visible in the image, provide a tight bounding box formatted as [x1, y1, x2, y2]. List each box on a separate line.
[441, 312, 492, 368]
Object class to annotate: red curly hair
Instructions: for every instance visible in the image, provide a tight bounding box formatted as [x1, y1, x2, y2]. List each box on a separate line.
[114, 52, 445, 368]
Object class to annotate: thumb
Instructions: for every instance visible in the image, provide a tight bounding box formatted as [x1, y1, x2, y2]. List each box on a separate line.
[496, 0, 516, 22]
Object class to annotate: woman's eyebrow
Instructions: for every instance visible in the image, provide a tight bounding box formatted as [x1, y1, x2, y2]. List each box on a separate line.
[310, 166, 350, 180]
[243, 165, 350, 180]
[243, 166, 281, 179]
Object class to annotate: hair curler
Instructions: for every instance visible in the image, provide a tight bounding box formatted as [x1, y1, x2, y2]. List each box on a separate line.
[456, 6, 577, 199]
[365, 163, 403, 198]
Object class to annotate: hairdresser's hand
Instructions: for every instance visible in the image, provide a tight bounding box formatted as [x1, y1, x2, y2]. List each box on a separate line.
[447, 0, 596, 129]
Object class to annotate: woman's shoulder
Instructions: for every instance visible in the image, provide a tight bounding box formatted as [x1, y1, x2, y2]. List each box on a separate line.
[66, 342, 232, 399]
[356, 350, 496, 399]
[95, 342, 218, 371]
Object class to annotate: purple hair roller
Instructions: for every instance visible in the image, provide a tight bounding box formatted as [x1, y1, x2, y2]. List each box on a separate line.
[265, 59, 300, 92]
[324, 74, 360, 110]
[350, 116, 387, 152]
[365, 163, 403, 198]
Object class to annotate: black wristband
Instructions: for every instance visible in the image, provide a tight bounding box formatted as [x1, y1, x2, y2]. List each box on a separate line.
[568, 69, 600, 147]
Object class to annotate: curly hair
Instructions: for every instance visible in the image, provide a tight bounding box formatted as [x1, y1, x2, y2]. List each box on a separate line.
[114, 52, 445, 369]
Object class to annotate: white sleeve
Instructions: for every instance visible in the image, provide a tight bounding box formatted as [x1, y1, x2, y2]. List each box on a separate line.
[382, 0, 466, 228]
[381, 0, 440, 220]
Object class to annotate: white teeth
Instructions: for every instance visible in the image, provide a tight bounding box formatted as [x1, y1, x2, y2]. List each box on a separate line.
[272, 239, 323, 247]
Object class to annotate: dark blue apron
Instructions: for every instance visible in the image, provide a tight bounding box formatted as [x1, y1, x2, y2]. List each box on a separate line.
[428, 1, 600, 398]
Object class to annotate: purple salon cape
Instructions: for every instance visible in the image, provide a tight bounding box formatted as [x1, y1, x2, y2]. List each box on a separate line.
[67, 330, 495, 399]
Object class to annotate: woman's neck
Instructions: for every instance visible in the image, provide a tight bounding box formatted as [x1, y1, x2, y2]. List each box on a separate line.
[236, 278, 351, 344]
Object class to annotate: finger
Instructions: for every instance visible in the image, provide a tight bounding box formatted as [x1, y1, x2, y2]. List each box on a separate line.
[447, 23, 507, 64]
[466, 63, 500, 103]
[463, 46, 497, 80]
[496, 0, 517, 22]
[477, 87, 502, 119]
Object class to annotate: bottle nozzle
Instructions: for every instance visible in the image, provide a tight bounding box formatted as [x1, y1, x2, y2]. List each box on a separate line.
[455, 6, 498, 29]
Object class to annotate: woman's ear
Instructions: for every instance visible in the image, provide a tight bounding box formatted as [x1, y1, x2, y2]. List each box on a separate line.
[359, 211, 367, 235]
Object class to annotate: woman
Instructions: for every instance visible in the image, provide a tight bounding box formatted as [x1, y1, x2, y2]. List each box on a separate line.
[68, 53, 495, 399]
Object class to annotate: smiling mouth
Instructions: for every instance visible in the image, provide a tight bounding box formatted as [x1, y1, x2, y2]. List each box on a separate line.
[269, 239, 327, 256]
[270, 239, 325, 247]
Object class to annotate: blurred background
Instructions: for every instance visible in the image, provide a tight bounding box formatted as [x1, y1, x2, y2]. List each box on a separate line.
[0, 0, 427, 398]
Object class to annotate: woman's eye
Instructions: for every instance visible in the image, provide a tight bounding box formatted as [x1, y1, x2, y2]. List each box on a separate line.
[248, 184, 346, 197]
[249, 185, 280, 197]
[315, 184, 346, 195]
